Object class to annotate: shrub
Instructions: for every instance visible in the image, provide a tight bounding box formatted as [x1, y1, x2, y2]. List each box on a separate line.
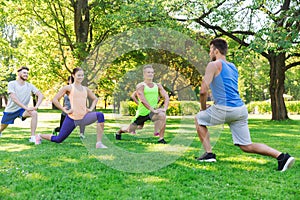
[247, 101, 300, 114]
[166, 101, 181, 116]
[120, 101, 202, 116]
[120, 101, 137, 116]
[180, 101, 200, 115]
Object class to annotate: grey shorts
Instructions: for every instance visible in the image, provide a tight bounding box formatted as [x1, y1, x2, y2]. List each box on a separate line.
[195, 104, 252, 145]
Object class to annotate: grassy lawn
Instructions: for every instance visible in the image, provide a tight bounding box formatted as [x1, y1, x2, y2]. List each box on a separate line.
[0, 109, 299, 200]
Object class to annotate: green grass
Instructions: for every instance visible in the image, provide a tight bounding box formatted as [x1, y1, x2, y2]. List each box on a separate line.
[0, 111, 299, 200]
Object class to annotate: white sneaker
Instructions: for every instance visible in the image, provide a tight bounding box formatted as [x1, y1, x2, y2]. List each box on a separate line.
[96, 142, 107, 149]
[35, 134, 42, 145]
[80, 133, 85, 139]
[29, 136, 36, 143]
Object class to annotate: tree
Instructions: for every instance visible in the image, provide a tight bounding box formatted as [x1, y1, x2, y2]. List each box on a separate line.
[169, 0, 300, 120]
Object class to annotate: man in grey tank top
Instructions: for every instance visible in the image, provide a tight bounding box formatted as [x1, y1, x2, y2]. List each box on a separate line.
[194, 38, 294, 172]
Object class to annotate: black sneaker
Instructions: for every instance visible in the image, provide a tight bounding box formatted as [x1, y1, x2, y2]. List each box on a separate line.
[196, 152, 216, 162]
[278, 153, 295, 172]
[116, 133, 122, 140]
[158, 138, 167, 144]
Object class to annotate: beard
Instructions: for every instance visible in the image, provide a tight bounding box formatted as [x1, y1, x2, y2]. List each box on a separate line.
[20, 76, 28, 81]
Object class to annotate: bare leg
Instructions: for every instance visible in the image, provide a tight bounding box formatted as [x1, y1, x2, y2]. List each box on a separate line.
[0, 124, 8, 133]
[30, 111, 38, 136]
[39, 134, 53, 141]
[96, 122, 104, 142]
[22, 110, 38, 136]
[118, 123, 137, 134]
[158, 123, 166, 140]
[152, 112, 166, 136]
[239, 143, 281, 158]
[194, 117, 212, 152]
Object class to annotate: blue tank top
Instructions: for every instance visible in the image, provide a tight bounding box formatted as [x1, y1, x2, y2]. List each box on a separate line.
[210, 60, 244, 107]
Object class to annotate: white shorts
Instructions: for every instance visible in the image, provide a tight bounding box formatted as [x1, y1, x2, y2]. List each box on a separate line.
[196, 104, 252, 145]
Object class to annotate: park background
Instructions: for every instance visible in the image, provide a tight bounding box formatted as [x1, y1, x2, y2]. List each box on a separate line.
[0, 0, 299, 199]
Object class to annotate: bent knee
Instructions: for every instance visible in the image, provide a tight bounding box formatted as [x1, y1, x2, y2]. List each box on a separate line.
[51, 137, 65, 143]
[96, 112, 105, 123]
[238, 144, 254, 153]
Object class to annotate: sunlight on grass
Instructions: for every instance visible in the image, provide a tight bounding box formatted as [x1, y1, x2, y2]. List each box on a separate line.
[176, 160, 218, 171]
[0, 143, 32, 152]
[25, 173, 48, 181]
[146, 144, 190, 153]
[58, 158, 80, 163]
[222, 155, 268, 164]
[93, 155, 116, 161]
[272, 133, 300, 138]
[141, 176, 169, 183]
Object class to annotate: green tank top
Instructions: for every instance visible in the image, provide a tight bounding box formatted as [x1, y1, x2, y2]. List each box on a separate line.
[136, 82, 159, 116]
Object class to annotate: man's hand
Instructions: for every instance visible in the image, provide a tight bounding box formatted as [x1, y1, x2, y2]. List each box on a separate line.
[26, 107, 36, 111]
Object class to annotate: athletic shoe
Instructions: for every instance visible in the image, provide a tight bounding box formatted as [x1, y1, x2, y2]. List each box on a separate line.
[158, 138, 167, 144]
[116, 132, 122, 140]
[196, 152, 217, 162]
[278, 153, 295, 172]
[29, 136, 36, 143]
[154, 132, 159, 136]
[35, 134, 42, 145]
[80, 133, 85, 139]
[96, 142, 107, 149]
[0, 132, 2, 137]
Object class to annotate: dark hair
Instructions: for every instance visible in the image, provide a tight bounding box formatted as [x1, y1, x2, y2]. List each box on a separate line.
[67, 76, 74, 83]
[210, 38, 228, 55]
[17, 66, 29, 72]
[72, 67, 83, 75]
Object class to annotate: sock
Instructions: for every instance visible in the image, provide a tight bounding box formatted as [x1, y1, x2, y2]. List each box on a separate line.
[277, 153, 284, 160]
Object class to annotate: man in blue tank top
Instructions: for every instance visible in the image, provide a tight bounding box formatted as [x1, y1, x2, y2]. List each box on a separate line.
[194, 38, 294, 172]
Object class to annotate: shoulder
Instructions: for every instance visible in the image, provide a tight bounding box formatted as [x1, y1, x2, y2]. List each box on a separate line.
[208, 60, 222, 68]
[63, 85, 72, 92]
[136, 82, 145, 90]
[84, 86, 91, 92]
[155, 83, 163, 88]
[8, 80, 16, 86]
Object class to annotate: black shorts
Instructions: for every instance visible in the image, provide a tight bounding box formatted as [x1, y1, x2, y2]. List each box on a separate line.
[132, 112, 154, 126]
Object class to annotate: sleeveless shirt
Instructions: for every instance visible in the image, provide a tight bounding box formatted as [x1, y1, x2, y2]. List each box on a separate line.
[136, 82, 159, 116]
[68, 84, 88, 120]
[210, 60, 244, 107]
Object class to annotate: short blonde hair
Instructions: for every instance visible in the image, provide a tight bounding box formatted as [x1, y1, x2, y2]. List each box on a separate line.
[143, 64, 153, 71]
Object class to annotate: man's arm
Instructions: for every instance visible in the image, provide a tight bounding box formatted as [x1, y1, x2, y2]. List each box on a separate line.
[158, 84, 169, 111]
[131, 91, 139, 105]
[9, 93, 29, 110]
[200, 62, 218, 110]
[34, 91, 44, 110]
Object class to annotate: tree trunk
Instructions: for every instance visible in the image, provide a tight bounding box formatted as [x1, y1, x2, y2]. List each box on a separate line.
[74, 0, 90, 61]
[268, 52, 289, 120]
